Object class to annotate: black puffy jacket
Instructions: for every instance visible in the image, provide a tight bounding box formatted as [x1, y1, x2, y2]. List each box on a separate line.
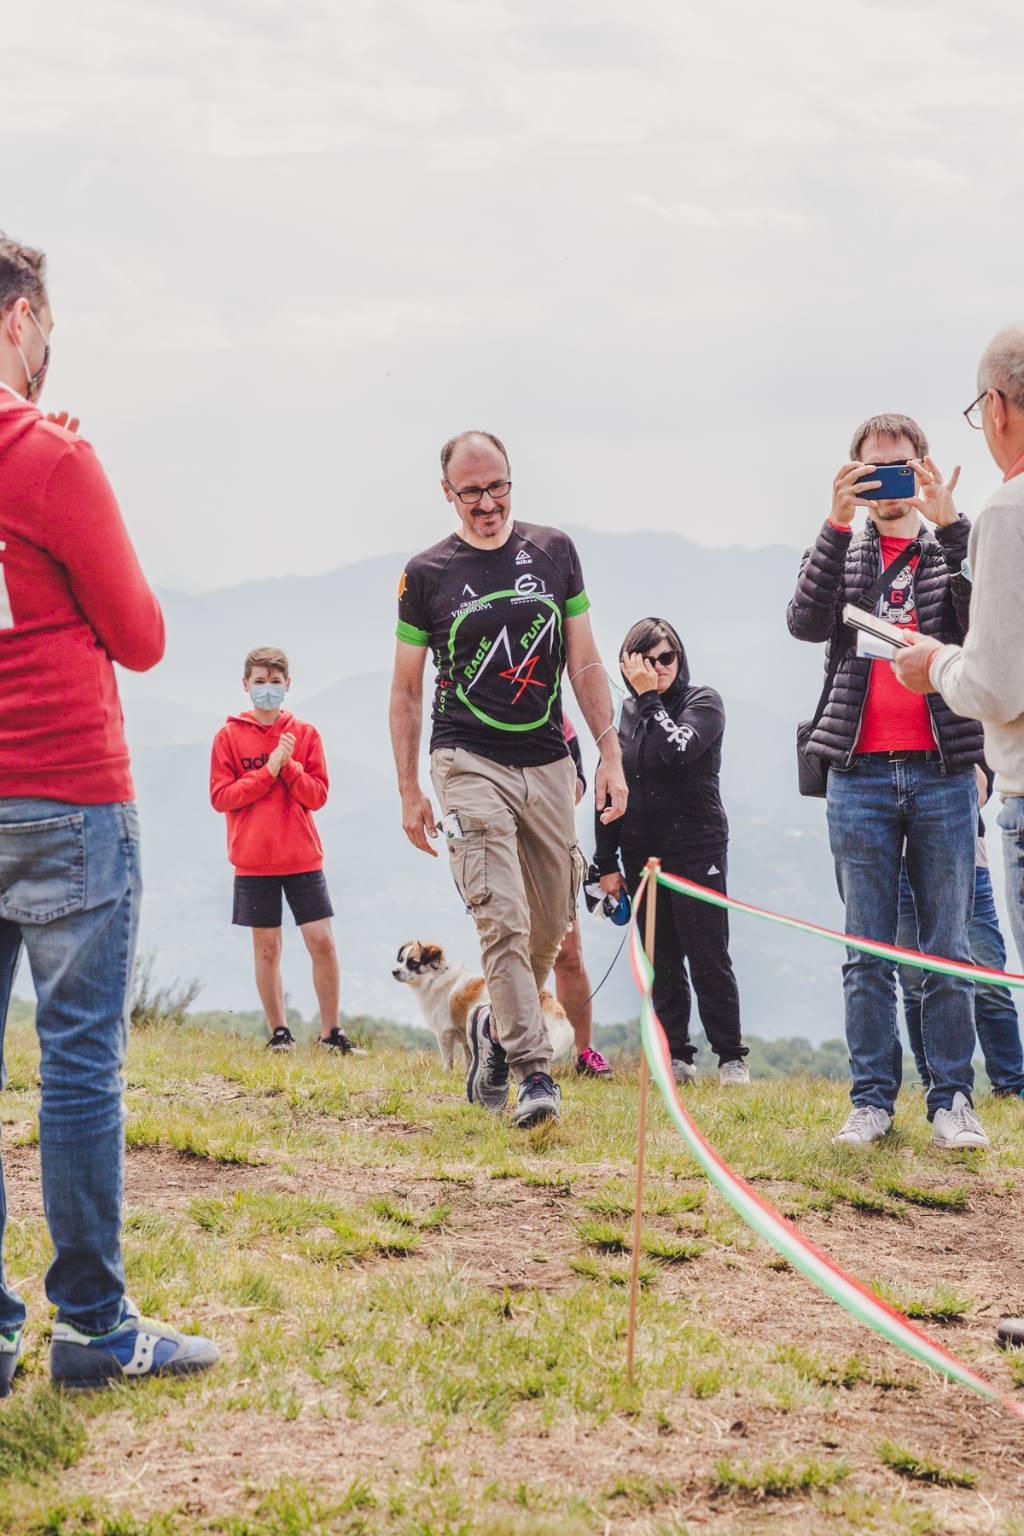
[594, 649, 728, 874]
[787, 517, 984, 769]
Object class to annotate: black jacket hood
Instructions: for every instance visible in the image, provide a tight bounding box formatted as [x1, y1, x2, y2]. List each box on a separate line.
[622, 617, 691, 700]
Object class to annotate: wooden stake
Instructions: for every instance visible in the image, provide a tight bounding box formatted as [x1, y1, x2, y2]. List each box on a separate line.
[626, 856, 660, 1384]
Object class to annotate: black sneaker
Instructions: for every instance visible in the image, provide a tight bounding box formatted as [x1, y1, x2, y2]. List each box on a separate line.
[512, 1071, 561, 1129]
[318, 1028, 366, 1056]
[466, 1005, 509, 1111]
[266, 1027, 295, 1052]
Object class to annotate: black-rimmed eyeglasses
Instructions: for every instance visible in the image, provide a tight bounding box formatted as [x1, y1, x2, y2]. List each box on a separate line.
[446, 479, 512, 506]
[964, 388, 1004, 430]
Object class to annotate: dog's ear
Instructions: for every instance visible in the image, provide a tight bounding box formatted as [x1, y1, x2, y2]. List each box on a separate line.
[420, 943, 444, 969]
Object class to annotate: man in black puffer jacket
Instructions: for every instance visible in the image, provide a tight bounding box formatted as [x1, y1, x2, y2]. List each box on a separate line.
[788, 412, 987, 1150]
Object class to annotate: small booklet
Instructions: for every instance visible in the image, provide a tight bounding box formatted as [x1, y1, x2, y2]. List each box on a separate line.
[842, 604, 915, 653]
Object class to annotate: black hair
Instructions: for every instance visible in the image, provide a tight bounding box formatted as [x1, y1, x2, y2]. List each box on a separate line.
[620, 616, 690, 689]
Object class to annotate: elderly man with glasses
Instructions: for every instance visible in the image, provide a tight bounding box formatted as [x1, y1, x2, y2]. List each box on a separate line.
[389, 431, 626, 1127]
[893, 326, 1024, 1352]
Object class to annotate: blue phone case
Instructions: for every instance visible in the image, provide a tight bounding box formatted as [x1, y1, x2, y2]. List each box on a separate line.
[856, 463, 916, 502]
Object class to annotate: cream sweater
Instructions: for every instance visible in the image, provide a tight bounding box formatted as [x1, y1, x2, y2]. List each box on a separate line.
[930, 469, 1024, 795]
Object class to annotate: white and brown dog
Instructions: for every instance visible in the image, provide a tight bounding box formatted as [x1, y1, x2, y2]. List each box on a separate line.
[392, 941, 575, 1070]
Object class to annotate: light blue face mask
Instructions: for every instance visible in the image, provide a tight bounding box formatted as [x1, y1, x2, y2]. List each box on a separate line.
[249, 682, 286, 711]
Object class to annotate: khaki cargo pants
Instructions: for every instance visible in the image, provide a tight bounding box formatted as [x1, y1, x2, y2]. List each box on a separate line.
[430, 747, 586, 1081]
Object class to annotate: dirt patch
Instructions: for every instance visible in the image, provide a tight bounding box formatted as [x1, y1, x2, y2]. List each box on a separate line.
[6, 1144, 1024, 1531]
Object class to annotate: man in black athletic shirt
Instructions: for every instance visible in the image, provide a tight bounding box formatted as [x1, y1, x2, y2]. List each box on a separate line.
[389, 430, 626, 1126]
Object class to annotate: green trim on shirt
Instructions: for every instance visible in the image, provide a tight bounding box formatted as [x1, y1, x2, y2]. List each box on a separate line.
[396, 619, 430, 647]
[565, 590, 591, 618]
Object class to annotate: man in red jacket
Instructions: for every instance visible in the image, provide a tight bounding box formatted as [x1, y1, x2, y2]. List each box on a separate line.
[210, 646, 357, 1055]
[0, 235, 218, 1393]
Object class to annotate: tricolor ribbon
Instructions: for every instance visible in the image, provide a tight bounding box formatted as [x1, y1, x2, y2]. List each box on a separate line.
[655, 869, 1024, 990]
[628, 869, 1024, 1419]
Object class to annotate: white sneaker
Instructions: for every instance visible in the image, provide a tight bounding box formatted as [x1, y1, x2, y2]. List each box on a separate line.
[719, 1060, 750, 1088]
[932, 1092, 989, 1150]
[832, 1105, 892, 1146]
[671, 1058, 697, 1086]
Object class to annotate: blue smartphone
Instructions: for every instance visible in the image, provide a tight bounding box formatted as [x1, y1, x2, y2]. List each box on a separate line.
[855, 462, 916, 501]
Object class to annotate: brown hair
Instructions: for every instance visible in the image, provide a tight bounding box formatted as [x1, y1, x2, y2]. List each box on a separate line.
[849, 413, 928, 461]
[440, 430, 510, 477]
[0, 235, 48, 315]
[243, 646, 289, 679]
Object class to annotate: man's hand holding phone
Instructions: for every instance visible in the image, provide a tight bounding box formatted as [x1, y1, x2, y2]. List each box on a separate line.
[831, 462, 880, 525]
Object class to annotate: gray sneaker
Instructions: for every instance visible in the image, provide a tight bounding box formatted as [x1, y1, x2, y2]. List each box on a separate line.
[996, 1318, 1024, 1349]
[671, 1058, 697, 1086]
[512, 1072, 561, 1129]
[0, 1326, 22, 1397]
[932, 1092, 989, 1149]
[466, 1005, 509, 1111]
[832, 1105, 892, 1146]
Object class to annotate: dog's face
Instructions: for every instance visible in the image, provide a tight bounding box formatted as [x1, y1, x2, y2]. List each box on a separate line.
[392, 941, 446, 986]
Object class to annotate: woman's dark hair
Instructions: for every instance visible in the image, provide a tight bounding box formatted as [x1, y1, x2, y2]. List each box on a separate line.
[620, 616, 690, 687]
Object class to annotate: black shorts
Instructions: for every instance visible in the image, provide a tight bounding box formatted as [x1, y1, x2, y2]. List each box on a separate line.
[232, 870, 334, 929]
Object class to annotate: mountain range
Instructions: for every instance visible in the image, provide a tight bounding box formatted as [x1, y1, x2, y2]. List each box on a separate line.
[71, 521, 883, 1042]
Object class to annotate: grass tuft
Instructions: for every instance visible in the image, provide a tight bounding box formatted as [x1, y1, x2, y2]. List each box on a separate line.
[576, 1218, 630, 1253]
[0, 1392, 87, 1485]
[871, 1280, 972, 1322]
[712, 1454, 849, 1498]
[878, 1439, 978, 1488]
[878, 1179, 969, 1211]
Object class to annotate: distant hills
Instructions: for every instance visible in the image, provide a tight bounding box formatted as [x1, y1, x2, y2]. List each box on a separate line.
[102, 522, 864, 1042]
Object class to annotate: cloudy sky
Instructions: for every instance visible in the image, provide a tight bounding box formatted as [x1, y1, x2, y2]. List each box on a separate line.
[5, 0, 1023, 589]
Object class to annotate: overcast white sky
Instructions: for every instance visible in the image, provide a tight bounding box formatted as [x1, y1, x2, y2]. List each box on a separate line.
[5, 0, 1023, 589]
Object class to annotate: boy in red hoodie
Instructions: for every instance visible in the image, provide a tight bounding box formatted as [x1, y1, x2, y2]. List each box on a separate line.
[210, 646, 357, 1055]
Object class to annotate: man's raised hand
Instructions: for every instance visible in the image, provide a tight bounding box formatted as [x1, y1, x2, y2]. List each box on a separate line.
[908, 457, 960, 528]
[830, 462, 880, 526]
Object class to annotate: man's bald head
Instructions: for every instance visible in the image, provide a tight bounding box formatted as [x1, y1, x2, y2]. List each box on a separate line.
[440, 430, 510, 478]
[978, 326, 1024, 412]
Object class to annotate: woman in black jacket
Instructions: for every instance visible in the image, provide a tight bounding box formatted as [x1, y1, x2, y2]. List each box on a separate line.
[594, 617, 749, 1086]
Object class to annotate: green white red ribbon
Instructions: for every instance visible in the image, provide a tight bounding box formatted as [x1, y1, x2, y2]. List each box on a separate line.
[654, 869, 1024, 990]
[629, 869, 1024, 1419]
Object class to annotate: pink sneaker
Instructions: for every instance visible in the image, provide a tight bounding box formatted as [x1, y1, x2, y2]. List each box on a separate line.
[576, 1048, 613, 1078]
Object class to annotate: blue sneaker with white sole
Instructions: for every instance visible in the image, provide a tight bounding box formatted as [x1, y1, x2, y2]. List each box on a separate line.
[0, 1326, 22, 1396]
[50, 1298, 219, 1390]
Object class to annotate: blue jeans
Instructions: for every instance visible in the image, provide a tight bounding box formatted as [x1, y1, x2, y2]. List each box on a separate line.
[0, 799, 141, 1334]
[997, 796, 1024, 981]
[898, 862, 1024, 1095]
[826, 758, 977, 1117]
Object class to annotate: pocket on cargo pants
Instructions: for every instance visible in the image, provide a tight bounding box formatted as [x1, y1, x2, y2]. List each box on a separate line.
[448, 815, 491, 911]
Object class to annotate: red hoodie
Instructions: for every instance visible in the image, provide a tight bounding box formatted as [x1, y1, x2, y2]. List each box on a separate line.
[0, 391, 165, 803]
[210, 710, 328, 876]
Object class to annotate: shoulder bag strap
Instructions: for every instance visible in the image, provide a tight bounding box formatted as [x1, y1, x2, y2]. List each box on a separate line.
[808, 537, 921, 731]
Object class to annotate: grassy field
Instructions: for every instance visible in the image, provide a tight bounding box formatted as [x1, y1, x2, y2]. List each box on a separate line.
[1, 1022, 1023, 1536]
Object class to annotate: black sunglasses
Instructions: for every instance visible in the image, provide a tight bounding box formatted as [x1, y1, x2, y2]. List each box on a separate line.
[645, 650, 677, 668]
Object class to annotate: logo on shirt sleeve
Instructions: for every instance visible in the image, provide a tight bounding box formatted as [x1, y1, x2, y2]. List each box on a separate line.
[398, 570, 408, 599]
